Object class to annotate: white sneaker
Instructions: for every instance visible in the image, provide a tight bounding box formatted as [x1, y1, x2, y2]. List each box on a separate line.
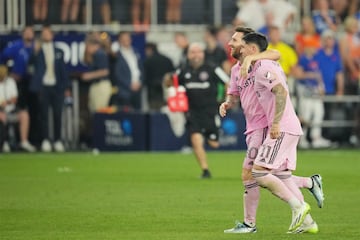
[224, 221, 257, 233]
[309, 174, 324, 208]
[288, 202, 311, 232]
[2, 141, 11, 153]
[312, 138, 331, 148]
[53, 141, 65, 152]
[41, 139, 52, 152]
[20, 141, 36, 152]
[298, 139, 310, 149]
[288, 220, 318, 234]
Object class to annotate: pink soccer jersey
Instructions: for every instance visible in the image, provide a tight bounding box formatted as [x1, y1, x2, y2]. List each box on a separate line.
[228, 62, 268, 134]
[252, 60, 303, 136]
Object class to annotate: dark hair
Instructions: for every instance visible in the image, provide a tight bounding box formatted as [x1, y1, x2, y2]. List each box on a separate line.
[145, 42, 158, 52]
[234, 26, 255, 35]
[206, 25, 218, 37]
[242, 32, 268, 52]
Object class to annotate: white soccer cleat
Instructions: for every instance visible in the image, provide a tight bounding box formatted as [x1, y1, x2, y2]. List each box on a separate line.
[288, 220, 318, 234]
[309, 174, 324, 208]
[224, 221, 257, 233]
[288, 202, 311, 232]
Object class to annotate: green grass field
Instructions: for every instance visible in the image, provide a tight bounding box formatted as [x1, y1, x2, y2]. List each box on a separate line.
[1, 149, 360, 240]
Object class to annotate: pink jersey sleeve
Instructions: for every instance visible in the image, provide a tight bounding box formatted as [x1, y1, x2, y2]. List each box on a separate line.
[255, 60, 287, 93]
[254, 60, 303, 135]
[227, 62, 240, 96]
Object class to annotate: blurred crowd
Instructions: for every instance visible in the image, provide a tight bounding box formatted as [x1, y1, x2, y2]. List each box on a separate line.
[1, 0, 360, 153]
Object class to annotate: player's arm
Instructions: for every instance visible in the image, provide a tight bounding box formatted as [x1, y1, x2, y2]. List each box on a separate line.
[219, 94, 237, 117]
[270, 83, 287, 139]
[240, 49, 280, 77]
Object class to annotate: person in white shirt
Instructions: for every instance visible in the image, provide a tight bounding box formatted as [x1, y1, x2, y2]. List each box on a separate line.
[0, 65, 18, 152]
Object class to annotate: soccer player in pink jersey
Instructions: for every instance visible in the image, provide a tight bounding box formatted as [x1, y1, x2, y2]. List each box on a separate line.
[239, 32, 317, 233]
[220, 28, 323, 234]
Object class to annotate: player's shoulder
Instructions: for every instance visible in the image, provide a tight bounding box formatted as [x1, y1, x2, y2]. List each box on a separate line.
[254, 59, 280, 71]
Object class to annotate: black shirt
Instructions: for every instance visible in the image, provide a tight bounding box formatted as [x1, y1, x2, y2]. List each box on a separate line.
[177, 62, 228, 113]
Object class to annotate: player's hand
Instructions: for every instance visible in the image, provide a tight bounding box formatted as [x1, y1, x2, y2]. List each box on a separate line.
[219, 101, 230, 117]
[270, 123, 280, 139]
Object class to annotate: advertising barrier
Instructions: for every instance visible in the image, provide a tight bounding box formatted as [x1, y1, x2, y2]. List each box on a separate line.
[93, 111, 247, 152]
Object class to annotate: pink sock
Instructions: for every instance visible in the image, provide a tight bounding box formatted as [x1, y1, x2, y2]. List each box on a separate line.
[243, 180, 259, 226]
[274, 172, 305, 202]
[252, 169, 299, 206]
[292, 175, 312, 189]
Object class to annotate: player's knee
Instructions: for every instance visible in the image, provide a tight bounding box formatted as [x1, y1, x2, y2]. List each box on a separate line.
[241, 168, 253, 182]
[251, 168, 269, 180]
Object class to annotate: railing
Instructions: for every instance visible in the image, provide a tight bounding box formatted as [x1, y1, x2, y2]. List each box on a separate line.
[315, 95, 360, 128]
[0, 0, 308, 33]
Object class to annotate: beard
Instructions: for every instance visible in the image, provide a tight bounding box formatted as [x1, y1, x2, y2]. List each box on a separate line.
[231, 46, 242, 60]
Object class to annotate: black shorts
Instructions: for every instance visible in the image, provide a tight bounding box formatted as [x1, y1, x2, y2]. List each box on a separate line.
[15, 81, 30, 110]
[186, 110, 220, 141]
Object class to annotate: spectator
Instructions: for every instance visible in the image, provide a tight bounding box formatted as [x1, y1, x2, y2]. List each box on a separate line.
[294, 15, 322, 56]
[80, 0, 111, 24]
[96, 0, 112, 25]
[81, 35, 112, 113]
[203, 25, 231, 102]
[144, 42, 175, 111]
[339, 16, 360, 95]
[30, 25, 71, 152]
[293, 46, 331, 149]
[0, 65, 18, 152]
[112, 32, 144, 111]
[234, 0, 295, 34]
[330, 0, 351, 23]
[174, 31, 190, 68]
[0, 26, 36, 152]
[316, 30, 344, 96]
[166, 0, 182, 24]
[233, 0, 268, 31]
[132, 0, 151, 32]
[311, 0, 339, 34]
[32, 0, 48, 24]
[204, 25, 231, 73]
[315, 29, 345, 142]
[267, 26, 298, 77]
[61, 0, 80, 24]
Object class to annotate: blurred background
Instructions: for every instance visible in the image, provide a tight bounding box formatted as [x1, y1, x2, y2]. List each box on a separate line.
[0, 0, 359, 153]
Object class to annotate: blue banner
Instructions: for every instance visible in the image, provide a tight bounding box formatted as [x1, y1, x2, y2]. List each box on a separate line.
[93, 112, 148, 151]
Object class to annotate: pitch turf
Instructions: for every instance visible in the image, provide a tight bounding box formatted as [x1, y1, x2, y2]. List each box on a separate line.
[0, 149, 359, 240]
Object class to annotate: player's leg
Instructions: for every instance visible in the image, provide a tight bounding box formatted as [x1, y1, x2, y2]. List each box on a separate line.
[293, 175, 324, 208]
[252, 133, 310, 231]
[224, 128, 266, 233]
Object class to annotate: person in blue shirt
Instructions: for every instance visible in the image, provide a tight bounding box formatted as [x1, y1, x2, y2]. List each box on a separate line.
[0, 25, 36, 152]
[293, 45, 331, 149]
[314, 29, 344, 96]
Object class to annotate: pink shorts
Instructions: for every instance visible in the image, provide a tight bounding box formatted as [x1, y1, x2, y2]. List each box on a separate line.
[254, 132, 300, 171]
[243, 128, 268, 170]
